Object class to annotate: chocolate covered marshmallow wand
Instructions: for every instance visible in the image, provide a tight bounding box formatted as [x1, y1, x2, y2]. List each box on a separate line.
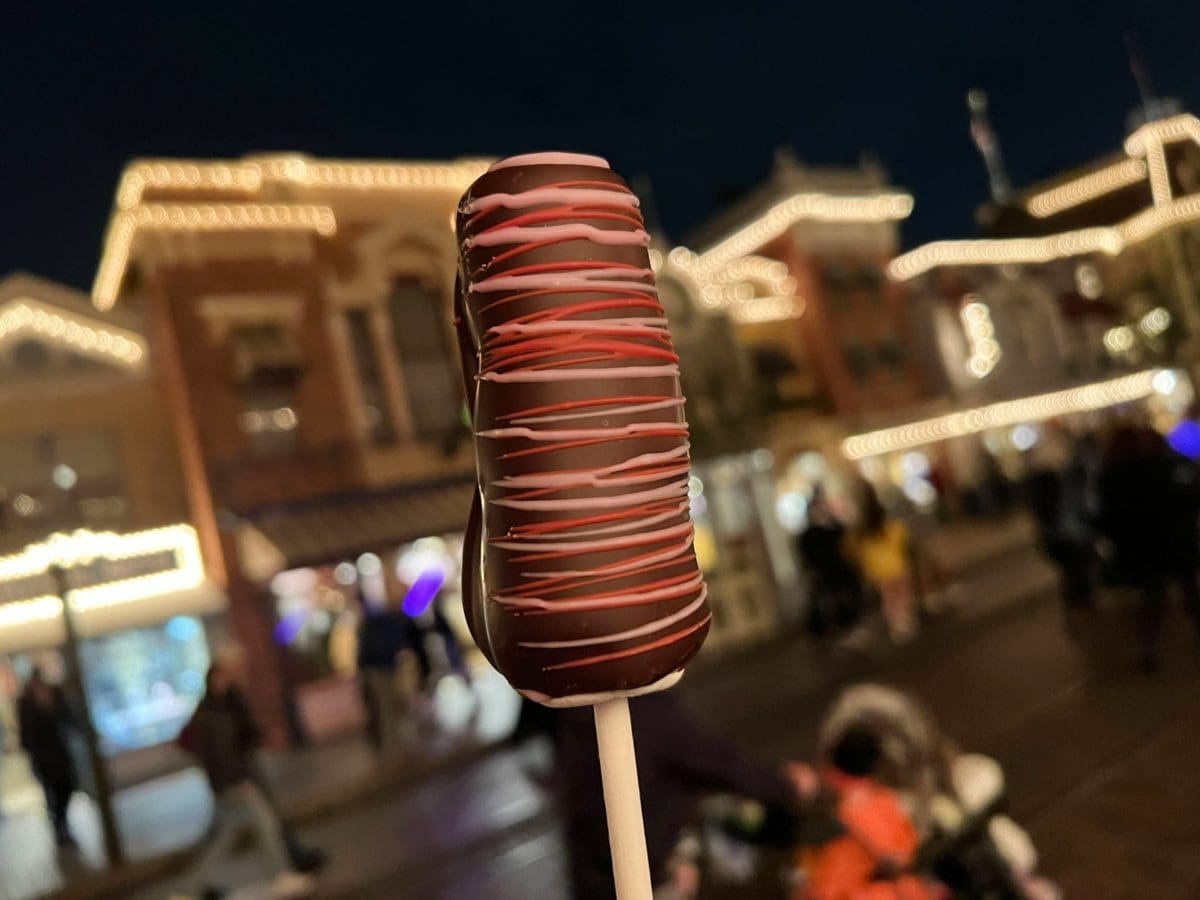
[455, 152, 710, 897]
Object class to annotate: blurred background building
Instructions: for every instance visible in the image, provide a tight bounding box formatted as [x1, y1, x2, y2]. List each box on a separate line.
[91, 156, 494, 744]
[844, 108, 1200, 515]
[10, 110, 1200, 760]
[0, 272, 222, 796]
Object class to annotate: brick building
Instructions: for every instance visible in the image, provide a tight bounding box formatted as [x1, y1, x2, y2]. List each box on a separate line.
[655, 151, 918, 539]
[669, 150, 920, 424]
[91, 156, 490, 741]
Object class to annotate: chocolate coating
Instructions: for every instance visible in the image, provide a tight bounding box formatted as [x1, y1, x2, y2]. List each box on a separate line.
[455, 153, 710, 701]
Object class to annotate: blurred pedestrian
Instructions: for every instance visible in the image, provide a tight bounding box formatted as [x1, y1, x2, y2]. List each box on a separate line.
[176, 650, 316, 900]
[385, 558, 473, 694]
[356, 592, 412, 752]
[553, 691, 810, 898]
[1024, 434, 1098, 631]
[1097, 423, 1200, 671]
[849, 488, 917, 643]
[401, 599, 473, 691]
[798, 488, 864, 641]
[17, 668, 78, 846]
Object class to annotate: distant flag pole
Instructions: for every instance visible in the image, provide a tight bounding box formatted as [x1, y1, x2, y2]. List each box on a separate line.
[1124, 31, 1159, 123]
[967, 88, 1011, 205]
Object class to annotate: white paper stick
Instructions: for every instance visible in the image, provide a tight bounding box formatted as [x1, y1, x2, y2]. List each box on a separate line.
[593, 697, 653, 899]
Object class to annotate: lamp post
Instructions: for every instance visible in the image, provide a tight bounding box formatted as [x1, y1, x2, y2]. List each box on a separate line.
[48, 562, 124, 866]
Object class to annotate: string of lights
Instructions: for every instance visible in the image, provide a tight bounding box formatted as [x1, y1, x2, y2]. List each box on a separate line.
[904, 114, 1200, 281]
[116, 157, 490, 210]
[729, 296, 805, 323]
[0, 525, 206, 628]
[0, 298, 145, 366]
[95, 156, 490, 309]
[960, 297, 1001, 378]
[647, 188, 913, 322]
[889, 196, 1200, 281]
[691, 191, 914, 276]
[1025, 159, 1148, 218]
[842, 369, 1168, 459]
[1123, 113, 1200, 156]
[93, 204, 338, 309]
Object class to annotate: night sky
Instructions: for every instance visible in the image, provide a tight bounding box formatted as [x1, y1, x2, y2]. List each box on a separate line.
[4, 2, 1199, 289]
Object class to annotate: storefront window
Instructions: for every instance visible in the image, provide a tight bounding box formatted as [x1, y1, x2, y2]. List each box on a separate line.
[78, 616, 210, 754]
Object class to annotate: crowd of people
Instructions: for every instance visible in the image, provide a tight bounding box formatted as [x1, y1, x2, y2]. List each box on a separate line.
[799, 417, 1200, 675]
[354, 562, 474, 753]
[798, 485, 921, 648]
[1026, 420, 1200, 670]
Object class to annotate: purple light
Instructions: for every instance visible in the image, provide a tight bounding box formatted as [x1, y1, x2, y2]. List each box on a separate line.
[402, 568, 446, 617]
[273, 611, 306, 645]
[1168, 419, 1200, 459]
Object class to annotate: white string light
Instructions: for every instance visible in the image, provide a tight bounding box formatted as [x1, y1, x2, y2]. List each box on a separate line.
[842, 369, 1167, 459]
[93, 204, 338, 309]
[889, 195, 1200, 281]
[1026, 159, 1148, 218]
[960, 297, 1001, 378]
[902, 113, 1200, 281]
[729, 296, 805, 323]
[0, 298, 146, 366]
[0, 525, 205, 617]
[1139, 307, 1171, 337]
[692, 190, 913, 276]
[117, 162, 264, 210]
[252, 157, 491, 191]
[0, 596, 63, 629]
[96, 155, 491, 309]
[116, 157, 490, 210]
[1123, 113, 1200, 156]
[1103, 326, 1135, 354]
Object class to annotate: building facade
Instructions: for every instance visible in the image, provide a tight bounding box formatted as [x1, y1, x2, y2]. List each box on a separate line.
[92, 157, 495, 741]
[656, 153, 919, 534]
[0, 273, 220, 758]
[892, 112, 1200, 377]
[838, 114, 1200, 503]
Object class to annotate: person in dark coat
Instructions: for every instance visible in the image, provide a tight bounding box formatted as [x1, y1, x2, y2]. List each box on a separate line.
[177, 651, 316, 899]
[1097, 423, 1200, 669]
[553, 690, 809, 898]
[1025, 435, 1099, 627]
[356, 595, 412, 752]
[17, 669, 78, 845]
[798, 489, 863, 639]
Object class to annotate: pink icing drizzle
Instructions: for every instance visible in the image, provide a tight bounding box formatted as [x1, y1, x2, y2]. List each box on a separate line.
[462, 163, 706, 668]
[487, 152, 609, 171]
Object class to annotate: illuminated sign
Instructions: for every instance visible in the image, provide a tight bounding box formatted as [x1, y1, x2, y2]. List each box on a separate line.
[0, 525, 205, 629]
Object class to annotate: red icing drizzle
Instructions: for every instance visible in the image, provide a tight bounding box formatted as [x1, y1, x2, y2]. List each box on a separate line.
[460, 164, 707, 677]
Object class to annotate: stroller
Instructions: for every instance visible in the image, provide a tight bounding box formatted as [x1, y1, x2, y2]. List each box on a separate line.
[790, 684, 1060, 900]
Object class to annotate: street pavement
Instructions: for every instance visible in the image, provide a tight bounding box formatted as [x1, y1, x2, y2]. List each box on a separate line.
[134, 548, 1200, 900]
[0, 672, 521, 900]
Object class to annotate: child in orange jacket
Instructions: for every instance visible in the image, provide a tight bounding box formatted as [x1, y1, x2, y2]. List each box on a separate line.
[797, 727, 944, 900]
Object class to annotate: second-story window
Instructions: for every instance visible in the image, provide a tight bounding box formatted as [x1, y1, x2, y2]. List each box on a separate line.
[387, 281, 461, 443]
[345, 310, 396, 445]
[0, 429, 126, 538]
[230, 324, 303, 456]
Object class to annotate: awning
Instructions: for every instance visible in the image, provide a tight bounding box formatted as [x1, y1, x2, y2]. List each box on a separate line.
[235, 478, 476, 581]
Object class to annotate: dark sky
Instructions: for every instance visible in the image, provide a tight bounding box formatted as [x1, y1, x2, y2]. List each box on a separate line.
[4, 1, 1199, 289]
